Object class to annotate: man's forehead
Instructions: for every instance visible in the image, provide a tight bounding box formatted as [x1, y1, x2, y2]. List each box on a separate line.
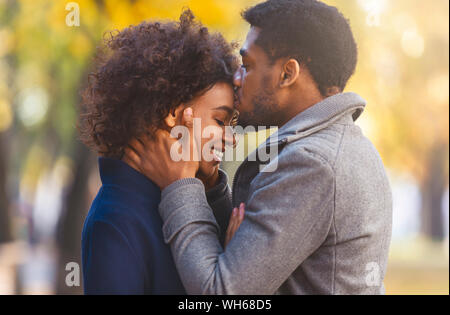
[241, 27, 261, 57]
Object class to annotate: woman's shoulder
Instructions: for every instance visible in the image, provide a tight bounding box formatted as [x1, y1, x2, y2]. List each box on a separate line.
[82, 186, 161, 243]
[83, 188, 137, 238]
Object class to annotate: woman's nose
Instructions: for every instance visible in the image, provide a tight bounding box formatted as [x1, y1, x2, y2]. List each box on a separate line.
[224, 126, 238, 149]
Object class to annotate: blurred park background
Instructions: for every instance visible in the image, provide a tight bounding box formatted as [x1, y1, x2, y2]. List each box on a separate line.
[0, 0, 448, 295]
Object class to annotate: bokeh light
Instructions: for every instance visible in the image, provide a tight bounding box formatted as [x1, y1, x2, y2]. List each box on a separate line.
[16, 87, 49, 128]
[401, 29, 425, 58]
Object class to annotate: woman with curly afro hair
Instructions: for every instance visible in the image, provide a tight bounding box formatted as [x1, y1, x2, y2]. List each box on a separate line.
[80, 9, 241, 294]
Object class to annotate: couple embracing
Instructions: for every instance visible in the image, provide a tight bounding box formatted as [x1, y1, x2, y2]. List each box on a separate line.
[80, 0, 392, 295]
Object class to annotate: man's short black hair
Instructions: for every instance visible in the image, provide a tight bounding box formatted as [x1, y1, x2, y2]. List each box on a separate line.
[243, 0, 358, 96]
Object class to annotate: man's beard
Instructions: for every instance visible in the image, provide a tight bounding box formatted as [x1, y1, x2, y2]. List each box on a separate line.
[237, 78, 281, 128]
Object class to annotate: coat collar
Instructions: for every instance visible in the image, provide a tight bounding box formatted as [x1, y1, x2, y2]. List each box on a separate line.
[266, 92, 366, 146]
[98, 157, 160, 199]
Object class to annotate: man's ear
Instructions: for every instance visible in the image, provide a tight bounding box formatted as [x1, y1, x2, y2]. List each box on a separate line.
[164, 106, 185, 128]
[279, 59, 300, 88]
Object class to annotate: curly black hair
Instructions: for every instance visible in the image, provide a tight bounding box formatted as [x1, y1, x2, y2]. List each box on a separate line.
[78, 9, 239, 159]
[243, 0, 357, 96]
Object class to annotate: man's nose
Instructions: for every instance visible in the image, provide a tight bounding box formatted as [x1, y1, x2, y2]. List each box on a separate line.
[233, 67, 242, 88]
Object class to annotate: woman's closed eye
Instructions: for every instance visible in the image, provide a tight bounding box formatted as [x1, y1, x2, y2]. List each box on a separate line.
[215, 119, 225, 126]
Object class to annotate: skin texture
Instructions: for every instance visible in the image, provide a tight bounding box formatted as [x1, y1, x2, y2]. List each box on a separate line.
[125, 82, 236, 190]
[233, 27, 325, 128]
[186, 83, 236, 189]
[232, 27, 281, 128]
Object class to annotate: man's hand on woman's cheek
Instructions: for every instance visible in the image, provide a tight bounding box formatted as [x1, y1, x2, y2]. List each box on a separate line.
[124, 108, 200, 190]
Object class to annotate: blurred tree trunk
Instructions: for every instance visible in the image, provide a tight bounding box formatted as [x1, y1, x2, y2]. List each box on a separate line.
[420, 143, 448, 241]
[0, 132, 17, 294]
[0, 132, 12, 244]
[55, 141, 96, 294]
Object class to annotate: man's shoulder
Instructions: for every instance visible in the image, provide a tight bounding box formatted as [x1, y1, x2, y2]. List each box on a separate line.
[280, 115, 376, 170]
[280, 122, 347, 170]
[254, 132, 337, 187]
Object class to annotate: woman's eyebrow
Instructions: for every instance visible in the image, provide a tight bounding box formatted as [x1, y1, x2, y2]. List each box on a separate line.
[213, 106, 234, 115]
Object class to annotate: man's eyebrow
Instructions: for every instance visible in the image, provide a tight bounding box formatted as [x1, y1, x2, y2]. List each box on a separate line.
[213, 106, 234, 115]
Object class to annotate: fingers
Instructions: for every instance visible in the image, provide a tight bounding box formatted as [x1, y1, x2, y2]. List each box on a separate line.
[224, 208, 238, 248]
[154, 128, 172, 138]
[124, 145, 141, 164]
[125, 135, 153, 167]
[182, 107, 194, 128]
[238, 202, 245, 220]
[124, 135, 157, 169]
[224, 203, 246, 249]
[181, 107, 200, 162]
[154, 128, 179, 153]
[123, 145, 142, 173]
[129, 137, 145, 154]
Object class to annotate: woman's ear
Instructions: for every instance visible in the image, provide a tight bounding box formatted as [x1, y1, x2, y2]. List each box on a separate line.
[279, 58, 300, 88]
[164, 106, 185, 128]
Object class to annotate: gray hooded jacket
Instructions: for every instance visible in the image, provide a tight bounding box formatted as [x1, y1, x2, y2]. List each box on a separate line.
[158, 92, 393, 295]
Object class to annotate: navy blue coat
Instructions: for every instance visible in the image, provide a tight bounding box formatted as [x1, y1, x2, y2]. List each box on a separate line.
[81, 157, 185, 295]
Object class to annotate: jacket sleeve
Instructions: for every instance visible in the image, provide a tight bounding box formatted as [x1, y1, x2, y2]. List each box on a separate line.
[158, 146, 335, 294]
[205, 169, 233, 246]
[82, 220, 147, 294]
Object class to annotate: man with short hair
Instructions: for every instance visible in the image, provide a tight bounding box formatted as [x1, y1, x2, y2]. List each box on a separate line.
[127, 0, 393, 295]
